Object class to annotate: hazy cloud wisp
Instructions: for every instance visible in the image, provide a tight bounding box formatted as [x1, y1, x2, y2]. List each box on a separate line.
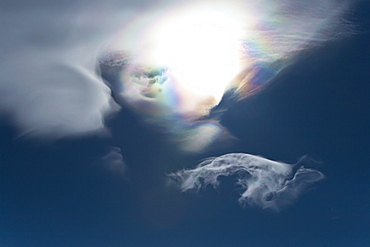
[100, 146, 127, 175]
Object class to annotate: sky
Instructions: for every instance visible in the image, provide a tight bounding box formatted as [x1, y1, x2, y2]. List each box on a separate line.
[0, 0, 369, 247]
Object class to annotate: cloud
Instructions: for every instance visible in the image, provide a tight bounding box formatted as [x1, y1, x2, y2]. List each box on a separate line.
[0, 1, 158, 138]
[100, 0, 353, 151]
[100, 147, 127, 175]
[0, 0, 353, 147]
[0, 0, 352, 212]
[169, 153, 325, 211]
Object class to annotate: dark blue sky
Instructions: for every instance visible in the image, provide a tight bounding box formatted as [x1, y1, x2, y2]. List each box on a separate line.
[0, 1, 369, 247]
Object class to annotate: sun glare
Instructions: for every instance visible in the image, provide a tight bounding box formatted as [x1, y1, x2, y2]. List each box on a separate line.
[152, 9, 244, 102]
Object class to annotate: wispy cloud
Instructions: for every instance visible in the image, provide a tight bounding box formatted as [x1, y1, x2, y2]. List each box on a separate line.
[169, 153, 325, 211]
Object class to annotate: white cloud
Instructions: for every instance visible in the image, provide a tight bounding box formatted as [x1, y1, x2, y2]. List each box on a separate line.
[0, 1, 155, 138]
[169, 153, 325, 211]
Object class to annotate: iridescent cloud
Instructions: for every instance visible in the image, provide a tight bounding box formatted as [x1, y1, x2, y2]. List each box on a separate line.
[100, 0, 352, 152]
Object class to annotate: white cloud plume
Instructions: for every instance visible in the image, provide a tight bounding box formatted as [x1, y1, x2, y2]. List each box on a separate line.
[169, 153, 325, 211]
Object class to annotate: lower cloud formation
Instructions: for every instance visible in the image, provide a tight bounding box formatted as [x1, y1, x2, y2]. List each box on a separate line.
[169, 153, 325, 211]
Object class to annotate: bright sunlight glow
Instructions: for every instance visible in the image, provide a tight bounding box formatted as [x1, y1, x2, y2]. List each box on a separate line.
[152, 9, 245, 102]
